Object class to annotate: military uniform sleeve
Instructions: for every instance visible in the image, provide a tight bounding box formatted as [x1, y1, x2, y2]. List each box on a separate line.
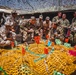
[52, 17, 56, 22]
[66, 19, 70, 26]
[72, 18, 74, 23]
[72, 18, 76, 23]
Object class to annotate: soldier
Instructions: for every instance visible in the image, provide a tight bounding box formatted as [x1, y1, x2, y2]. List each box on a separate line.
[29, 16, 37, 27]
[36, 15, 43, 38]
[69, 12, 76, 45]
[51, 12, 62, 39]
[43, 16, 52, 39]
[72, 12, 76, 23]
[19, 16, 25, 26]
[71, 22, 76, 45]
[36, 15, 43, 30]
[23, 16, 36, 43]
[60, 14, 70, 37]
[9, 10, 18, 25]
[52, 12, 62, 26]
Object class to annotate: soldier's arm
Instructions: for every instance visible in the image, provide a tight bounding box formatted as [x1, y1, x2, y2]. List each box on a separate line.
[66, 20, 70, 27]
[72, 18, 75, 23]
[38, 23, 43, 30]
[52, 17, 56, 22]
[52, 16, 60, 25]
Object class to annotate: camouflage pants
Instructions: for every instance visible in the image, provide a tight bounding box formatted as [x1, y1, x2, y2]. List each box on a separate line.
[69, 32, 76, 45]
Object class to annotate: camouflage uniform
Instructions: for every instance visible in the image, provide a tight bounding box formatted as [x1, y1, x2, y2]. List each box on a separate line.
[43, 20, 52, 37]
[71, 22, 76, 44]
[50, 26, 64, 40]
[51, 16, 64, 39]
[60, 19, 70, 36]
[60, 19, 70, 27]
[52, 16, 61, 26]
[72, 17, 76, 23]
[56, 26, 64, 36]
[36, 19, 43, 30]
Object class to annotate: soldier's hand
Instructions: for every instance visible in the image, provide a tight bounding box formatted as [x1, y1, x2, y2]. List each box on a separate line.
[57, 20, 60, 23]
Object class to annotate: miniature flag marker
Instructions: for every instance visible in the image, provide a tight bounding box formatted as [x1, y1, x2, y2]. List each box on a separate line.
[44, 47, 48, 54]
[34, 36, 40, 47]
[51, 42, 55, 46]
[46, 34, 49, 39]
[53, 71, 65, 75]
[22, 47, 26, 55]
[64, 43, 71, 47]
[0, 67, 8, 75]
[69, 50, 76, 56]
[55, 39, 62, 45]
[64, 38, 69, 43]
[11, 41, 14, 49]
[47, 40, 51, 46]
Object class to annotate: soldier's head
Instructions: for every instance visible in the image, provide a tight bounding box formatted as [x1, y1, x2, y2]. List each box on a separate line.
[73, 12, 76, 18]
[62, 14, 66, 20]
[58, 12, 62, 18]
[39, 15, 43, 20]
[45, 16, 50, 23]
[11, 10, 17, 18]
[31, 16, 36, 21]
[22, 16, 25, 19]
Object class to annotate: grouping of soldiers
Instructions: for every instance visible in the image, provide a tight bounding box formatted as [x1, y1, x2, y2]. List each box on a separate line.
[20, 12, 76, 45]
[0, 11, 76, 47]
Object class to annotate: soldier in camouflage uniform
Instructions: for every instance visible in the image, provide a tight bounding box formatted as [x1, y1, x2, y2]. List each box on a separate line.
[43, 16, 52, 39]
[50, 12, 64, 40]
[24, 16, 36, 43]
[60, 14, 70, 37]
[71, 22, 76, 45]
[52, 12, 62, 26]
[72, 12, 76, 23]
[36, 15, 43, 38]
[69, 12, 76, 45]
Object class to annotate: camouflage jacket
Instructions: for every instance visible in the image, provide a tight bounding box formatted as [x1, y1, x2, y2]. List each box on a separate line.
[52, 16, 61, 25]
[60, 19, 70, 27]
[72, 17, 76, 23]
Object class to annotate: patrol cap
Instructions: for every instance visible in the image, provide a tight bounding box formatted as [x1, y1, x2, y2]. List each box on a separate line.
[39, 15, 43, 19]
[31, 16, 35, 20]
[46, 16, 50, 20]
